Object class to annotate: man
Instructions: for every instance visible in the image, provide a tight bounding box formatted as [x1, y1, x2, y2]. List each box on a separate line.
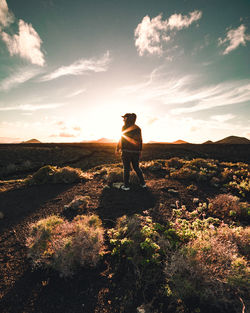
[116, 113, 146, 191]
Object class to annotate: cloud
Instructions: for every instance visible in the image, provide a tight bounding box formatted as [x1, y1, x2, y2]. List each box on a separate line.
[66, 88, 86, 98]
[167, 11, 202, 30]
[0, 136, 20, 143]
[0, 0, 14, 28]
[119, 67, 250, 115]
[171, 80, 250, 114]
[59, 132, 77, 138]
[0, 67, 41, 91]
[49, 132, 76, 138]
[40, 51, 111, 81]
[210, 114, 235, 123]
[218, 24, 250, 55]
[0, 103, 64, 111]
[1, 19, 45, 66]
[134, 10, 202, 56]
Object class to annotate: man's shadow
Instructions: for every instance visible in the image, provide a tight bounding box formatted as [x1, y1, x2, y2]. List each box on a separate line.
[97, 186, 156, 226]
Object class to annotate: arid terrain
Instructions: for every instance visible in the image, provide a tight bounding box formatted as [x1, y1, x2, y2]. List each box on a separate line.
[0, 143, 249, 313]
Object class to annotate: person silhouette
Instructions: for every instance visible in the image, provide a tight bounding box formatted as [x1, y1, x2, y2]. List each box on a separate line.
[116, 113, 146, 191]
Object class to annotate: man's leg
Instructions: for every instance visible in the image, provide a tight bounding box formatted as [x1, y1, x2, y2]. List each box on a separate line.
[131, 153, 145, 185]
[122, 152, 131, 187]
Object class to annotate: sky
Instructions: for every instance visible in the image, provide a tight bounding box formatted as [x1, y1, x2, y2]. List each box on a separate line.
[0, 0, 250, 143]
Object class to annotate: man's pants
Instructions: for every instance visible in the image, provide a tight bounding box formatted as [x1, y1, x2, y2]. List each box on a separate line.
[122, 151, 145, 187]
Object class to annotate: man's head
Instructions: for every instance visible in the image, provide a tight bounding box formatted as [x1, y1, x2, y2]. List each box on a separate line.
[122, 113, 137, 124]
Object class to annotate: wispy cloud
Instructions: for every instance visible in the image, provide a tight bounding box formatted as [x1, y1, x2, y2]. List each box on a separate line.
[134, 10, 202, 56]
[210, 114, 235, 123]
[66, 88, 86, 98]
[1, 19, 45, 66]
[119, 67, 250, 115]
[0, 0, 14, 28]
[218, 24, 250, 55]
[0, 103, 64, 111]
[40, 51, 111, 81]
[0, 67, 41, 91]
[0, 136, 20, 143]
[171, 80, 250, 114]
[49, 132, 77, 138]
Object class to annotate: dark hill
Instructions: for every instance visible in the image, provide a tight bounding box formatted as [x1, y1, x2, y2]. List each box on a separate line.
[215, 136, 250, 144]
[21, 139, 41, 144]
[203, 140, 214, 144]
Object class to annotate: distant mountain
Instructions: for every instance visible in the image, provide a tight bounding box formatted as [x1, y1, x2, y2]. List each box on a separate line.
[84, 138, 117, 143]
[215, 136, 250, 144]
[203, 140, 214, 144]
[172, 140, 189, 144]
[148, 139, 190, 144]
[21, 139, 41, 144]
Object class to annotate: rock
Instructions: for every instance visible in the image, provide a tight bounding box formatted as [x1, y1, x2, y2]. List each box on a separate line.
[0, 211, 4, 219]
[103, 185, 110, 189]
[64, 195, 90, 210]
[168, 189, 179, 195]
[193, 198, 199, 204]
[170, 204, 176, 209]
[112, 182, 123, 189]
[137, 304, 151, 313]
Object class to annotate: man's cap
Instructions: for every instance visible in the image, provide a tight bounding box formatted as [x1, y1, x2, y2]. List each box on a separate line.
[121, 113, 131, 118]
[121, 113, 137, 119]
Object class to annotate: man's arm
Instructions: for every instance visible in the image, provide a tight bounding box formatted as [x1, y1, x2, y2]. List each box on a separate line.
[116, 139, 121, 154]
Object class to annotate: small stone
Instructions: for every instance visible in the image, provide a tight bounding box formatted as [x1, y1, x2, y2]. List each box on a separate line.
[113, 182, 123, 189]
[170, 204, 176, 208]
[103, 185, 110, 189]
[0, 211, 4, 219]
[168, 189, 179, 195]
[193, 198, 199, 204]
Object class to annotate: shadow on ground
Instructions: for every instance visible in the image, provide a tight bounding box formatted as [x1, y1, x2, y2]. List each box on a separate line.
[97, 186, 157, 226]
[0, 184, 73, 234]
[0, 265, 108, 313]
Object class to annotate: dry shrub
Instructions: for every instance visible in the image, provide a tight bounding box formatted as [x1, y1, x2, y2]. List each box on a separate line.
[106, 167, 123, 185]
[141, 160, 165, 172]
[165, 157, 184, 169]
[26, 214, 104, 277]
[214, 224, 250, 257]
[170, 167, 197, 181]
[188, 158, 218, 170]
[26, 165, 89, 185]
[165, 225, 249, 312]
[106, 167, 140, 185]
[208, 193, 241, 219]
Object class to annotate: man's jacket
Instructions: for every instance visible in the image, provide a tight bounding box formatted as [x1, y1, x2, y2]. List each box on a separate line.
[120, 124, 142, 153]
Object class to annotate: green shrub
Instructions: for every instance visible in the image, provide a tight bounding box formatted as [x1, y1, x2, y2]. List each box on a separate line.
[227, 178, 250, 198]
[26, 214, 104, 277]
[26, 165, 89, 185]
[108, 214, 179, 294]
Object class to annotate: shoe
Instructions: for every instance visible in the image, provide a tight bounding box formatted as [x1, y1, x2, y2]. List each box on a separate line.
[121, 185, 130, 191]
[140, 184, 147, 188]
